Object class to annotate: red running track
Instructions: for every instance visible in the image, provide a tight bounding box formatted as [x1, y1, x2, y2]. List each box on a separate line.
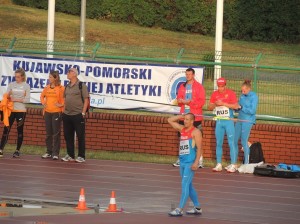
[0, 155, 300, 224]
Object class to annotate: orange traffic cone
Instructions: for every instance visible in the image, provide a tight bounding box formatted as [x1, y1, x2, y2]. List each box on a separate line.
[106, 191, 121, 212]
[75, 188, 89, 210]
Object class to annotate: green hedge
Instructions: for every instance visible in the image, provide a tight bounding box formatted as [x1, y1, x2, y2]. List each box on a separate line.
[12, 0, 299, 43]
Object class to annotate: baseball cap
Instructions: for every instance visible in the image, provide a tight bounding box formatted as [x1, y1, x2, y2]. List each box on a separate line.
[217, 77, 226, 86]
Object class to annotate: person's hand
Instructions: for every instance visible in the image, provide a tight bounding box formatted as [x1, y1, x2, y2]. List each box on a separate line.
[191, 162, 198, 171]
[215, 100, 224, 106]
[182, 99, 191, 105]
[177, 98, 183, 104]
[55, 103, 63, 108]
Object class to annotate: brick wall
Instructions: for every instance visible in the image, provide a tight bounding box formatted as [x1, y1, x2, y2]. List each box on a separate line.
[1, 108, 300, 164]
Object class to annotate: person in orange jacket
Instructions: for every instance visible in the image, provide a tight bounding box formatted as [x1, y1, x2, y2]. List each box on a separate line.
[173, 68, 206, 168]
[40, 71, 65, 160]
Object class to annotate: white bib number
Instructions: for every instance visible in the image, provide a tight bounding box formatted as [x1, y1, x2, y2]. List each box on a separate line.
[214, 106, 230, 118]
[179, 140, 190, 155]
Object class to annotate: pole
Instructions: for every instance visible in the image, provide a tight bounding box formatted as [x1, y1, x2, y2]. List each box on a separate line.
[80, 0, 86, 60]
[214, 0, 224, 90]
[47, 0, 55, 58]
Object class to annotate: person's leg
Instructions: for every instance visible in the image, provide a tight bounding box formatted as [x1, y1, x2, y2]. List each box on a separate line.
[241, 122, 253, 164]
[215, 121, 225, 164]
[0, 112, 16, 151]
[62, 114, 75, 158]
[15, 112, 26, 151]
[189, 180, 200, 208]
[44, 112, 53, 155]
[179, 163, 195, 209]
[234, 122, 242, 162]
[225, 120, 236, 164]
[52, 112, 62, 157]
[73, 114, 86, 159]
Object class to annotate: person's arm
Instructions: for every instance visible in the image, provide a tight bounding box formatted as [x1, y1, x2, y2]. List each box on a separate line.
[55, 86, 65, 108]
[215, 90, 239, 110]
[81, 84, 89, 115]
[208, 93, 216, 111]
[189, 83, 206, 109]
[215, 100, 240, 110]
[23, 83, 31, 103]
[40, 87, 46, 106]
[191, 129, 202, 171]
[240, 94, 258, 115]
[176, 84, 185, 106]
[167, 115, 184, 132]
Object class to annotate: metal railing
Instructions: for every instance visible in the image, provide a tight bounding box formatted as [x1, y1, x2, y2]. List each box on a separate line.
[1, 37, 299, 122]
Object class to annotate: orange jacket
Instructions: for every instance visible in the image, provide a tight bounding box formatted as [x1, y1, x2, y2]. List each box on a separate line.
[40, 85, 65, 113]
[0, 93, 14, 126]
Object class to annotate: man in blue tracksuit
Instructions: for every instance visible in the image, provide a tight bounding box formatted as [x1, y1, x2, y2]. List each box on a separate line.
[168, 114, 203, 216]
[235, 80, 259, 164]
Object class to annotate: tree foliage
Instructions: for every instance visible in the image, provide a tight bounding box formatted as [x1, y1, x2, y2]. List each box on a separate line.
[12, 0, 299, 43]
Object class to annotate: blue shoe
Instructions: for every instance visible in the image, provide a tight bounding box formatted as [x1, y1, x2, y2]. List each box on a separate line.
[168, 208, 183, 217]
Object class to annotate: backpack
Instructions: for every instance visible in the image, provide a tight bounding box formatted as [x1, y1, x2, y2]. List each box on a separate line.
[249, 142, 265, 163]
[78, 81, 90, 113]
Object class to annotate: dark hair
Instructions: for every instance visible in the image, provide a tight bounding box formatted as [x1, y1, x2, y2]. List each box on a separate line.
[49, 70, 61, 86]
[15, 68, 26, 82]
[186, 68, 195, 74]
[242, 79, 251, 88]
[186, 113, 195, 121]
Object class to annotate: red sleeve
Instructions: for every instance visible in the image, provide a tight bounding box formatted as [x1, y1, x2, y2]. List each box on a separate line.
[189, 83, 205, 109]
[210, 91, 217, 104]
[228, 90, 238, 104]
[176, 84, 185, 107]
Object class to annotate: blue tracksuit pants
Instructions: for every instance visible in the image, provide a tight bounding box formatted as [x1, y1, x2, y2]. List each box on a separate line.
[179, 162, 200, 209]
[215, 119, 236, 164]
[235, 121, 253, 164]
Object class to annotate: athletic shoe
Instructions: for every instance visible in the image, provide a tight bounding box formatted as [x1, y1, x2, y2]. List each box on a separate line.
[52, 156, 59, 160]
[227, 164, 238, 173]
[186, 207, 202, 215]
[224, 164, 231, 170]
[173, 159, 180, 167]
[41, 153, 52, 159]
[168, 208, 183, 217]
[212, 163, 222, 172]
[61, 154, 75, 162]
[13, 151, 20, 158]
[198, 156, 204, 168]
[0, 150, 3, 158]
[75, 157, 85, 163]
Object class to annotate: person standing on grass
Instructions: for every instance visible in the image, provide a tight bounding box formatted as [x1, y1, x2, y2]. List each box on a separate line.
[40, 71, 64, 160]
[173, 68, 206, 168]
[208, 77, 240, 173]
[0, 68, 30, 158]
[61, 67, 89, 163]
[235, 80, 258, 164]
[168, 114, 203, 217]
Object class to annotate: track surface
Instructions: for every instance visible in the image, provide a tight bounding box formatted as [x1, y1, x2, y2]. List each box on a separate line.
[0, 155, 300, 224]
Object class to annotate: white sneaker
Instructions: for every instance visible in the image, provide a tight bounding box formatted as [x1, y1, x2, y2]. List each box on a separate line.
[186, 207, 202, 215]
[212, 163, 222, 172]
[61, 154, 75, 162]
[75, 157, 86, 163]
[224, 164, 231, 170]
[227, 164, 237, 173]
[172, 159, 180, 167]
[168, 208, 183, 217]
[198, 156, 204, 168]
[41, 153, 51, 159]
